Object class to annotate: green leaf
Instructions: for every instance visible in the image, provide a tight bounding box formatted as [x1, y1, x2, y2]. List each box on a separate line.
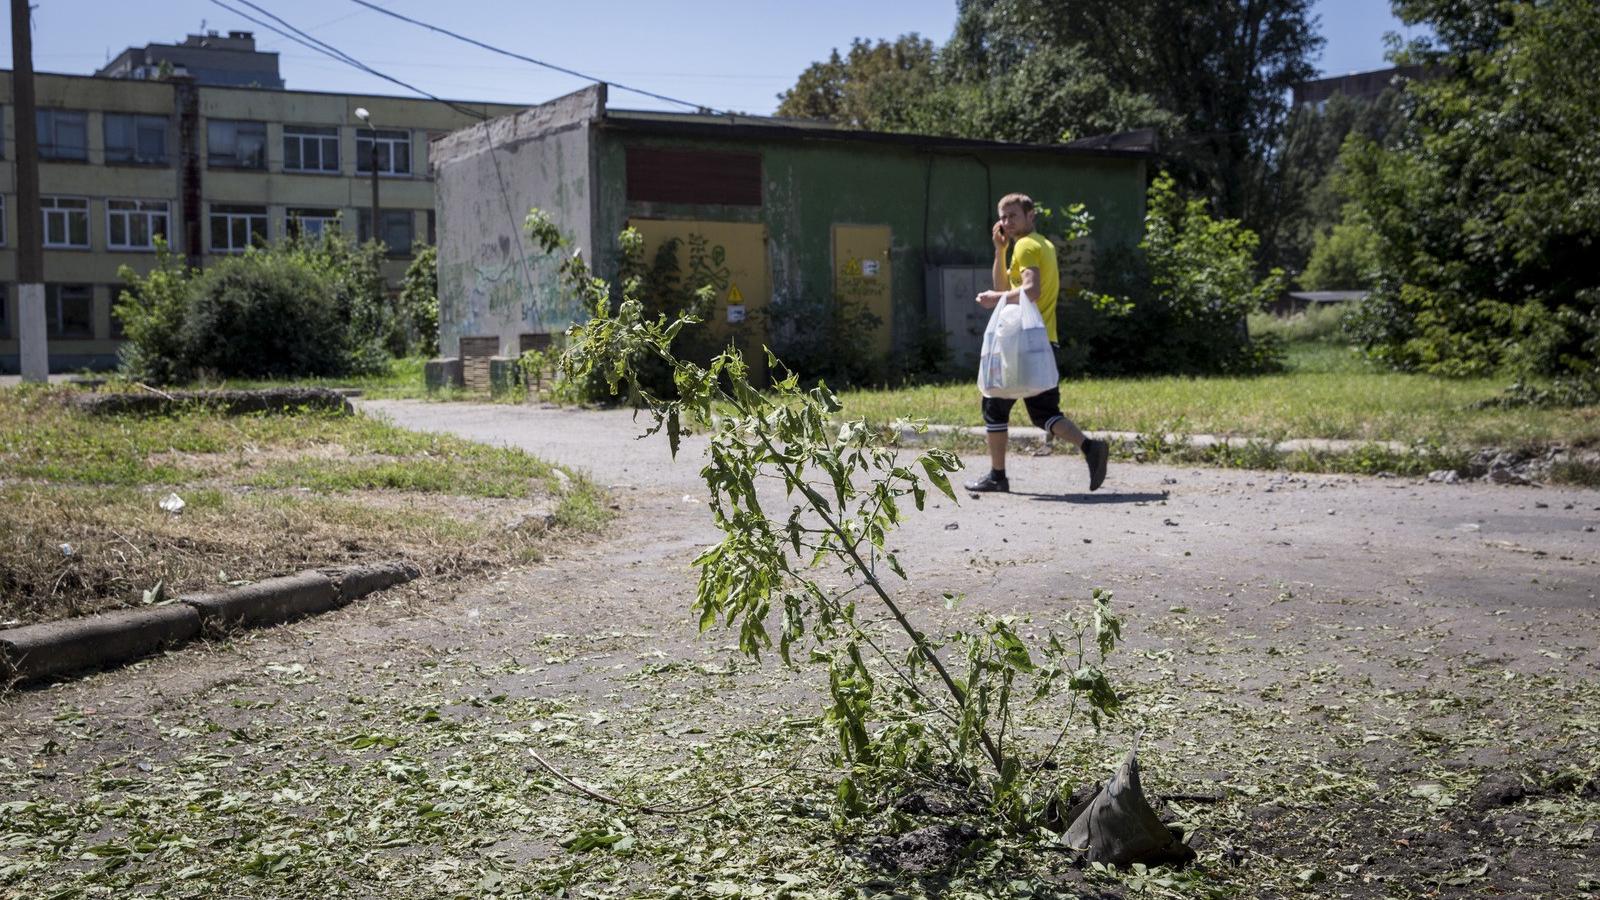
[920, 455, 957, 502]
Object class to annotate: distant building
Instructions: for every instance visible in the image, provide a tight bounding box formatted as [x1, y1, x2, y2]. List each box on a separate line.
[97, 31, 285, 89]
[1293, 65, 1431, 112]
[2, 47, 526, 372]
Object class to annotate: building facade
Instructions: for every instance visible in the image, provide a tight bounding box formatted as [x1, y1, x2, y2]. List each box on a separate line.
[432, 85, 1153, 375]
[0, 61, 522, 372]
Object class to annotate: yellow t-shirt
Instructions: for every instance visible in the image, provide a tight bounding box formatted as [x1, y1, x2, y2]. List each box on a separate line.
[1008, 232, 1060, 343]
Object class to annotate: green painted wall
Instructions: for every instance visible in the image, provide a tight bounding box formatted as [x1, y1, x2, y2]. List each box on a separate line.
[590, 131, 1147, 357]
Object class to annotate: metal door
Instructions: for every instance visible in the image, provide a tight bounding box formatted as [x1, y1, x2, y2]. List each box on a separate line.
[832, 224, 893, 355]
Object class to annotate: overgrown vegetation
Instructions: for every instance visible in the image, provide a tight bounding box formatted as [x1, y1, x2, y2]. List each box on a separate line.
[1336, 0, 1600, 383]
[539, 210, 1127, 834]
[115, 235, 438, 384]
[0, 387, 605, 625]
[1065, 174, 1287, 376]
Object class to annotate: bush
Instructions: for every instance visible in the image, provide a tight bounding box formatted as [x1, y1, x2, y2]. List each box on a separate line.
[1299, 216, 1379, 291]
[399, 244, 440, 357]
[1068, 173, 1287, 375]
[115, 234, 396, 383]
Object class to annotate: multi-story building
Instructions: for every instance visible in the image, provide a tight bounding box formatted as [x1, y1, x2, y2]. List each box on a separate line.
[0, 32, 523, 372]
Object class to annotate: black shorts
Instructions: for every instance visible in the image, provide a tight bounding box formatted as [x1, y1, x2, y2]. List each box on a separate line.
[982, 387, 1065, 434]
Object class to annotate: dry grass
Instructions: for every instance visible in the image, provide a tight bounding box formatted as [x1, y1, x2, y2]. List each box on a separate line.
[0, 386, 607, 626]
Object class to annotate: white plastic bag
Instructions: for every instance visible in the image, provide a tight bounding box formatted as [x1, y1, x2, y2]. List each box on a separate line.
[978, 296, 1059, 399]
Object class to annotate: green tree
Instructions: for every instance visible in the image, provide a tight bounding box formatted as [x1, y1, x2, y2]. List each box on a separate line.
[1264, 88, 1407, 276]
[946, 0, 1323, 227]
[775, 33, 1171, 146]
[1342, 0, 1600, 378]
[775, 35, 939, 132]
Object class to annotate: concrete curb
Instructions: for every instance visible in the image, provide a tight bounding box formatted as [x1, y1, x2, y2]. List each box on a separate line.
[0, 560, 421, 687]
[898, 423, 1413, 456]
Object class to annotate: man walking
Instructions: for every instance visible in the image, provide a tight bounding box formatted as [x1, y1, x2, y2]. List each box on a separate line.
[963, 192, 1109, 494]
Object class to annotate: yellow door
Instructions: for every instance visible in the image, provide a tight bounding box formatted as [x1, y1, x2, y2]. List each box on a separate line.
[832, 224, 893, 355]
[628, 218, 770, 380]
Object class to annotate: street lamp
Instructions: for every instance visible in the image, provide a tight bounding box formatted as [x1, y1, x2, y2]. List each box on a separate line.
[354, 106, 380, 249]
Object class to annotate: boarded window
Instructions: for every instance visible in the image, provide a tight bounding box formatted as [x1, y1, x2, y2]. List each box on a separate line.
[626, 148, 761, 206]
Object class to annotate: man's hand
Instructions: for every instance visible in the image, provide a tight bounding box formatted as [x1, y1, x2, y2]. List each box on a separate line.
[991, 221, 1008, 251]
[976, 290, 1006, 309]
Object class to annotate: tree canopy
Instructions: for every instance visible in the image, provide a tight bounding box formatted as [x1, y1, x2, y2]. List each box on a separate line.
[1342, 0, 1600, 378]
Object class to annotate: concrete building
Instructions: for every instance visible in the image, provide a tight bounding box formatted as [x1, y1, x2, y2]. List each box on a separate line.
[431, 85, 1154, 375]
[1293, 65, 1431, 111]
[97, 30, 285, 89]
[1, 56, 523, 372]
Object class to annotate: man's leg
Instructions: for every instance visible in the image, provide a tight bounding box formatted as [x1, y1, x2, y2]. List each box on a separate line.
[1023, 389, 1108, 491]
[966, 396, 1016, 492]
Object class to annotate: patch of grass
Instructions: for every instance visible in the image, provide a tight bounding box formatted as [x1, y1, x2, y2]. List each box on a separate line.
[0, 387, 606, 625]
[204, 355, 437, 400]
[841, 358, 1597, 449]
[1549, 458, 1600, 487]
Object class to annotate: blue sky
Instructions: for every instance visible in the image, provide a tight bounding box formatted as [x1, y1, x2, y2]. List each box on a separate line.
[6, 0, 1427, 114]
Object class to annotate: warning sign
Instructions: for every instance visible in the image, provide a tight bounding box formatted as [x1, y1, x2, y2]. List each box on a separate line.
[727, 282, 744, 304]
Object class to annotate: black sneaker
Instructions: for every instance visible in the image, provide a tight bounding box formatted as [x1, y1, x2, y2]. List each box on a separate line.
[963, 472, 1010, 493]
[1083, 439, 1109, 492]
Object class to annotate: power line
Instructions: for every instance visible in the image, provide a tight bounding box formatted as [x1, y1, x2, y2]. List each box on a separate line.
[206, 0, 545, 328]
[344, 0, 721, 114]
[209, 0, 488, 120]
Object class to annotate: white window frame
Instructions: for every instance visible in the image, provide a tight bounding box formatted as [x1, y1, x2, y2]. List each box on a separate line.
[287, 208, 341, 239]
[209, 204, 269, 254]
[106, 199, 171, 251]
[355, 128, 413, 176]
[207, 119, 268, 170]
[42, 196, 91, 249]
[283, 125, 340, 174]
[104, 113, 170, 165]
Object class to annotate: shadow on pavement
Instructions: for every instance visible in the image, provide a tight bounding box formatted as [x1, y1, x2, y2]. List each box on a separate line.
[1015, 491, 1170, 504]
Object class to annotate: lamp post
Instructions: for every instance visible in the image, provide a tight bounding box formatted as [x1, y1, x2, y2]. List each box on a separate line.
[354, 107, 380, 248]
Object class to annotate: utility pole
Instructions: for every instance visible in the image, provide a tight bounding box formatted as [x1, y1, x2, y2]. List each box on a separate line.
[11, 0, 48, 381]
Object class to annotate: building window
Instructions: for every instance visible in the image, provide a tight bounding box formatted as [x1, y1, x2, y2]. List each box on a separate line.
[283, 125, 340, 173]
[426, 209, 436, 246]
[287, 208, 341, 239]
[355, 129, 411, 176]
[626, 147, 762, 206]
[357, 209, 415, 255]
[104, 113, 169, 165]
[0, 195, 6, 246]
[37, 109, 89, 161]
[46, 284, 94, 339]
[107, 199, 170, 251]
[209, 204, 269, 253]
[207, 119, 268, 169]
[42, 196, 91, 248]
[0, 284, 9, 339]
